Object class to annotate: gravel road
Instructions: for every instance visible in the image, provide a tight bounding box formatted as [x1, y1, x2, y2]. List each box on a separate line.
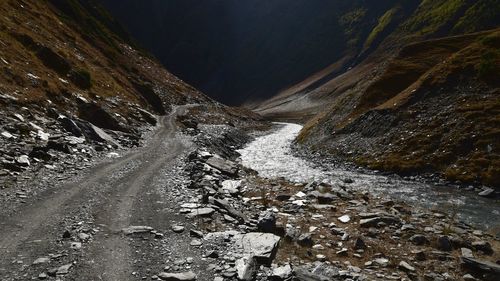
[0, 106, 209, 280]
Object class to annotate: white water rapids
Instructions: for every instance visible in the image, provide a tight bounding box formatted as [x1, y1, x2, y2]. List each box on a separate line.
[237, 123, 500, 230]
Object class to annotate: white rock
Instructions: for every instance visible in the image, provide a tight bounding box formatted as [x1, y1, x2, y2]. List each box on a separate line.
[13, 113, 24, 122]
[271, 264, 292, 279]
[1, 131, 13, 139]
[16, 155, 30, 166]
[122, 226, 153, 235]
[158, 271, 197, 281]
[33, 257, 50, 265]
[338, 215, 351, 223]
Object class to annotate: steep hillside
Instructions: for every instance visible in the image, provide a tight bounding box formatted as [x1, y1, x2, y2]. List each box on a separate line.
[257, 0, 500, 119]
[0, 0, 260, 179]
[101, 0, 499, 107]
[298, 28, 500, 187]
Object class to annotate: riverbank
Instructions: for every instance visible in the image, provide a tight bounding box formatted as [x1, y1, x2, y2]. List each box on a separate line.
[178, 122, 500, 280]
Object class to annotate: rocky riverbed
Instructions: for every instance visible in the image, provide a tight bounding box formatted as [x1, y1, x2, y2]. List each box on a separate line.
[175, 122, 500, 280]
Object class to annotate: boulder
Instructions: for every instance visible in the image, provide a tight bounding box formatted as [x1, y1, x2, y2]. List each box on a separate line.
[233, 232, 281, 264]
[257, 211, 277, 233]
[462, 257, 500, 275]
[206, 157, 237, 176]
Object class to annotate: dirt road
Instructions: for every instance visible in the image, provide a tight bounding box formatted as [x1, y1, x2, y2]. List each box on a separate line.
[0, 106, 210, 280]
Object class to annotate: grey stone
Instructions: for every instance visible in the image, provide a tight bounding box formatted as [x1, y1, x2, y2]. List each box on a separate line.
[462, 257, 500, 275]
[271, 264, 292, 280]
[187, 208, 215, 218]
[206, 157, 237, 175]
[478, 188, 495, 198]
[56, 264, 72, 275]
[398, 261, 415, 272]
[297, 233, 313, 247]
[257, 211, 276, 233]
[158, 271, 197, 281]
[122, 226, 153, 235]
[235, 256, 256, 280]
[461, 248, 474, 258]
[33, 257, 50, 265]
[172, 225, 185, 233]
[234, 232, 281, 264]
[437, 236, 452, 251]
[409, 234, 429, 245]
[472, 241, 493, 255]
[359, 216, 400, 227]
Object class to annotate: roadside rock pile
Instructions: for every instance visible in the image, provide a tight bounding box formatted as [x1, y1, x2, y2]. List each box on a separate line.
[176, 126, 500, 281]
[0, 100, 156, 190]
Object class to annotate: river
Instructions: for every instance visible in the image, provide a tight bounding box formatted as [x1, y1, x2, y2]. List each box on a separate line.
[237, 123, 500, 230]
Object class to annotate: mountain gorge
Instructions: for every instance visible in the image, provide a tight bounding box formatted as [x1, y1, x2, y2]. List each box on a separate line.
[1, 1, 500, 281]
[102, 0, 499, 186]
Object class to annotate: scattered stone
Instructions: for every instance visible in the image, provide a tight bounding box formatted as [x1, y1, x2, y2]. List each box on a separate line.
[461, 248, 474, 258]
[316, 254, 327, 261]
[70, 242, 82, 250]
[235, 256, 256, 280]
[374, 258, 389, 267]
[338, 215, 351, 223]
[471, 241, 493, 255]
[354, 237, 367, 250]
[360, 216, 400, 227]
[297, 233, 313, 247]
[257, 211, 277, 233]
[78, 233, 90, 241]
[462, 257, 500, 275]
[122, 226, 153, 235]
[187, 208, 215, 218]
[190, 239, 203, 247]
[234, 232, 281, 264]
[56, 264, 72, 275]
[1, 131, 13, 139]
[478, 188, 495, 198]
[398, 261, 415, 272]
[158, 271, 197, 281]
[190, 229, 204, 238]
[414, 250, 426, 261]
[33, 257, 50, 265]
[16, 155, 30, 167]
[336, 248, 348, 256]
[172, 225, 185, 233]
[271, 264, 292, 280]
[409, 234, 429, 245]
[206, 157, 237, 175]
[437, 236, 452, 252]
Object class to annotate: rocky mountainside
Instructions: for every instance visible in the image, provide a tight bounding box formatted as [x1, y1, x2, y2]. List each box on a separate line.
[101, 0, 498, 106]
[0, 0, 258, 182]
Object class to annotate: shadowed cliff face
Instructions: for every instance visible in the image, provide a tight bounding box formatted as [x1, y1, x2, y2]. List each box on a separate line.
[100, 0, 404, 105]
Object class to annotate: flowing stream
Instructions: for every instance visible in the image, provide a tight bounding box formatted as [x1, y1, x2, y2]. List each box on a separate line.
[237, 123, 500, 230]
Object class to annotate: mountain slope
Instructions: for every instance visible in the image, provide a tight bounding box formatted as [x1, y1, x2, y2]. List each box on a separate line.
[298, 28, 500, 186]
[0, 0, 265, 181]
[101, 0, 499, 107]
